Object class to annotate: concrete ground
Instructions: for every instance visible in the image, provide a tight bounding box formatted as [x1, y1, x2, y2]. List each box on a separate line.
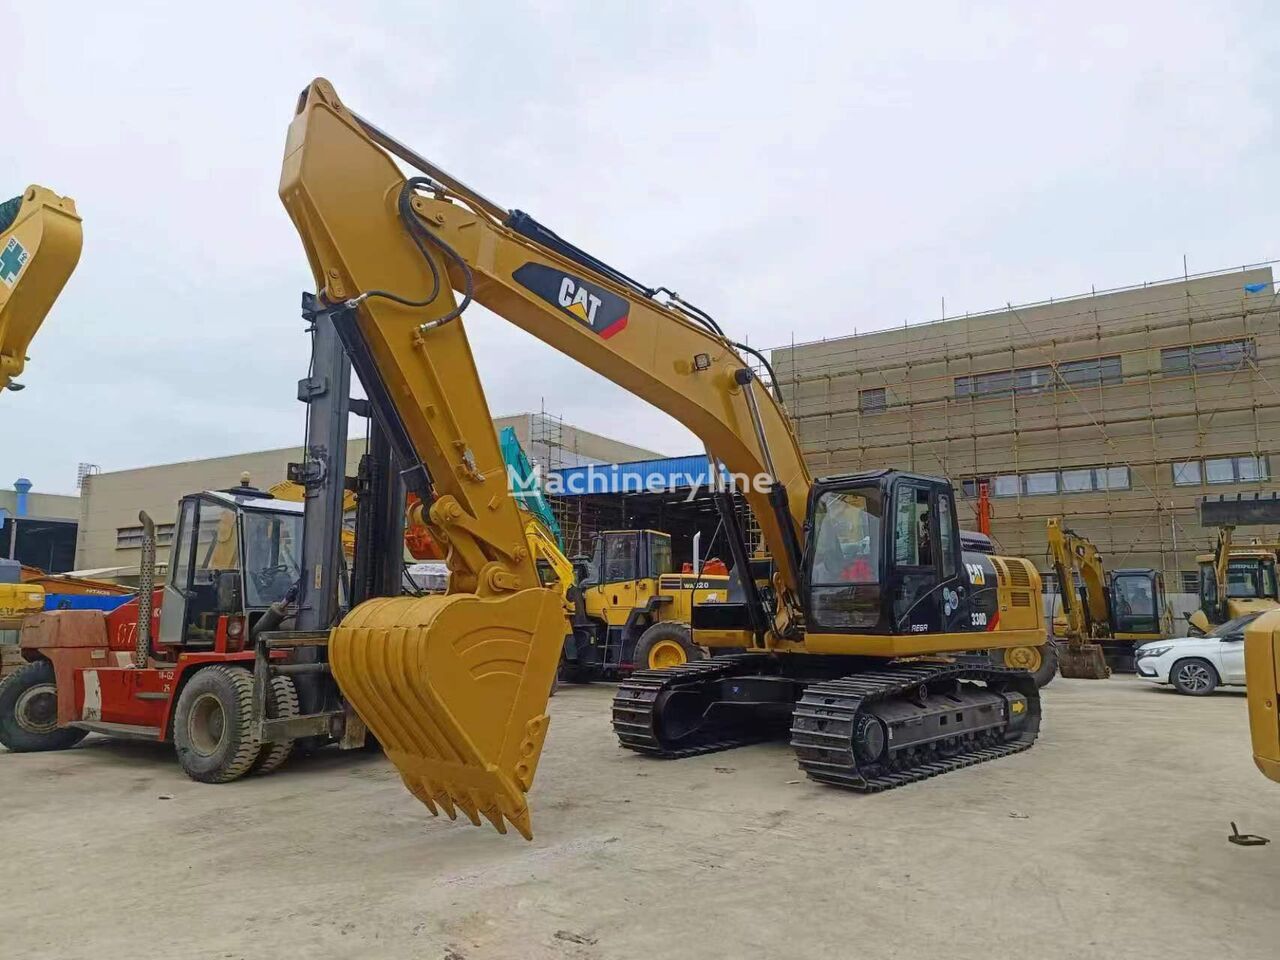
[2, 676, 1277, 960]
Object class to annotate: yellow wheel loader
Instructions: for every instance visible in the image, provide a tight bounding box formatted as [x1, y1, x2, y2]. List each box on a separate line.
[0, 186, 82, 393]
[560, 528, 730, 679]
[273, 79, 1054, 838]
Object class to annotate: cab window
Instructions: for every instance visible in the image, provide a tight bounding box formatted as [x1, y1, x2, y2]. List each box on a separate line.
[169, 499, 196, 589]
[195, 502, 240, 582]
[936, 494, 955, 578]
[1113, 575, 1154, 618]
[602, 533, 639, 583]
[894, 486, 932, 568]
[647, 535, 672, 578]
[811, 488, 882, 584]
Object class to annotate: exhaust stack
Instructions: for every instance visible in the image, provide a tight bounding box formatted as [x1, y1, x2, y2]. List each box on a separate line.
[134, 510, 155, 668]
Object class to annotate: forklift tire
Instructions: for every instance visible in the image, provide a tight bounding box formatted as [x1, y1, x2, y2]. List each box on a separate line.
[173, 665, 261, 783]
[0, 660, 88, 753]
[252, 674, 299, 776]
[633, 622, 704, 671]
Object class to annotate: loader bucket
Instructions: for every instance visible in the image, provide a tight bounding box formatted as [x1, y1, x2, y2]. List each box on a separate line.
[1058, 643, 1111, 679]
[329, 587, 566, 839]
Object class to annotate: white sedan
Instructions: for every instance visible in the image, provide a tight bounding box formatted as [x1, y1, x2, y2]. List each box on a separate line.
[1134, 613, 1256, 695]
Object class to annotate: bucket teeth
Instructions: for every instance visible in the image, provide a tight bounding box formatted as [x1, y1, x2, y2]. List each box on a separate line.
[401, 775, 439, 815]
[330, 588, 565, 840]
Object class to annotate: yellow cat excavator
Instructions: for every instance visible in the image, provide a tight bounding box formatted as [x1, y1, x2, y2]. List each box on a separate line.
[279, 79, 1051, 838]
[1046, 518, 1171, 678]
[0, 186, 82, 392]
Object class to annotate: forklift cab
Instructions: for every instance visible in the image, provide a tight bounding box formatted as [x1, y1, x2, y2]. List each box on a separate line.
[803, 470, 966, 635]
[578, 530, 673, 625]
[159, 490, 304, 651]
[1108, 569, 1165, 636]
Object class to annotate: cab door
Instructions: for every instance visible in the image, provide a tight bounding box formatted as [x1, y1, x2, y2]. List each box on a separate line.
[888, 478, 965, 634]
[158, 497, 197, 648]
[586, 532, 639, 626]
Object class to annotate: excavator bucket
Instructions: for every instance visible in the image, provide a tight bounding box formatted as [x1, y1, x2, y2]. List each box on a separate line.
[1058, 643, 1111, 680]
[0, 186, 82, 392]
[329, 587, 566, 840]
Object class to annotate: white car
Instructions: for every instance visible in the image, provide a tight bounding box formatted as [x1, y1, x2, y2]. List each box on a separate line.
[1134, 613, 1257, 695]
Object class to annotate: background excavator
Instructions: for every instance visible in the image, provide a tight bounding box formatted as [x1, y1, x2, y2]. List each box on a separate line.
[275, 79, 1053, 838]
[0, 185, 82, 393]
[1046, 517, 1171, 678]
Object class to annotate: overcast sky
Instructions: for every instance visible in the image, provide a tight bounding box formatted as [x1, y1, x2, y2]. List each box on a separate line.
[3, 1, 1278, 494]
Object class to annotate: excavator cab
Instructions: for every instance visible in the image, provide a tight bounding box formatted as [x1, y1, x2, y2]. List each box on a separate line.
[804, 471, 967, 636]
[159, 488, 303, 651]
[1108, 569, 1165, 637]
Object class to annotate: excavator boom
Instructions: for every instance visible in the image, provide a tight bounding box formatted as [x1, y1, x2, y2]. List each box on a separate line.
[0, 186, 82, 392]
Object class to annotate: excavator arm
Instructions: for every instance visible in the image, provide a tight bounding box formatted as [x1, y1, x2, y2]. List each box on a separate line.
[1045, 518, 1111, 679]
[280, 79, 812, 837]
[0, 186, 82, 392]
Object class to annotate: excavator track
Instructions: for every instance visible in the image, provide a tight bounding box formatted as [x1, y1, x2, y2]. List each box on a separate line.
[612, 655, 780, 758]
[614, 658, 1041, 794]
[790, 662, 1041, 792]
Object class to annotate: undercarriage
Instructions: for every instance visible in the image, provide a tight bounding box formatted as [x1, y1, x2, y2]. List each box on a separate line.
[612, 654, 1041, 791]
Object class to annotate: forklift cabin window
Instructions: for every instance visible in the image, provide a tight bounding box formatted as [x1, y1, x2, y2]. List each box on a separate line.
[181, 500, 242, 642]
[169, 499, 196, 591]
[242, 510, 303, 608]
[194, 502, 240, 582]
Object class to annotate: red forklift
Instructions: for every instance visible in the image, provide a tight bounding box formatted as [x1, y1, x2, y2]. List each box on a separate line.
[0, 481, 365, 780]
[0, 305, 405, 781]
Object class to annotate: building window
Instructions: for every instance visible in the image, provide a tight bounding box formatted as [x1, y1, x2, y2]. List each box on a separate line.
[1023, 472, 1059, 496]
[1161, 339, 1255, 376]
[1061, 468, 1093, 493]
[116, 523, 174, 549]
[1205, 457, 1235, 484]
[955, 354, 1121, 399]
[992, 475, 1019, 497]
[1095, 466, 1130, 491]
[1173, 456, 1268, 487]
[960, 464, 1129, 499]
[1180, 571, 1199, 594]
[859, 387, 887, 413]
[1238, 456, 1267, 481]
[1059, 356, 1123, 388]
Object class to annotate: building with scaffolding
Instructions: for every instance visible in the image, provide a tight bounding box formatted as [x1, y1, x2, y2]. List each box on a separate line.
[771, 264, 1280, 592]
